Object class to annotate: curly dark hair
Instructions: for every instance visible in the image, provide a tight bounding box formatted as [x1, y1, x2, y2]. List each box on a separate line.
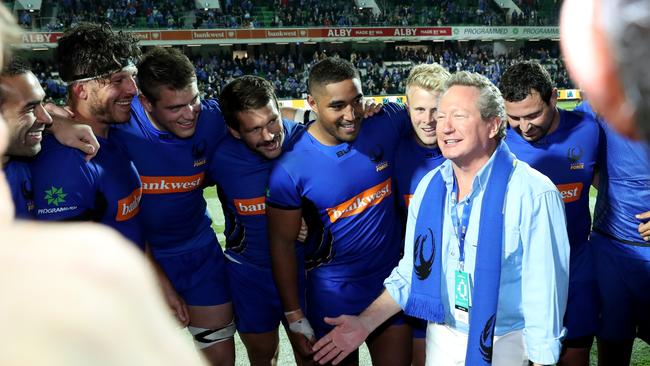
[137, 47, 196, 104]
[499, 61, 553, 105]
[219, 75, 278, 130]
[308, 57, 360, 95]
[55, 22, 141, 83]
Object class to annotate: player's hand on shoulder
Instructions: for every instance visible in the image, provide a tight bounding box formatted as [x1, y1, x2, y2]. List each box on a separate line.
[362, 98, 383, 118]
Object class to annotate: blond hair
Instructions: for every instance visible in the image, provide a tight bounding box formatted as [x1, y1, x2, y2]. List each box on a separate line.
[405, 63, 451, 95]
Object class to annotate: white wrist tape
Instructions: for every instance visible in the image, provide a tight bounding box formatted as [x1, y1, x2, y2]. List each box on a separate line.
[288, 317, 315, 340]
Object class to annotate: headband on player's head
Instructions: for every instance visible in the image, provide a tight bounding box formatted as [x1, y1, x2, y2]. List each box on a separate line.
[67, 60, 137, 84]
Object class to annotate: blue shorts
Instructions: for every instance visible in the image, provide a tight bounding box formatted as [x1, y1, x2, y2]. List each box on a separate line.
[226, 257, 305, 334]
[564, 241, 599, 342]
[406, 316, 426, 339]
[153, 239, 230, 307]
[591, 231, 650, 341]
[306, 272, 405, 339]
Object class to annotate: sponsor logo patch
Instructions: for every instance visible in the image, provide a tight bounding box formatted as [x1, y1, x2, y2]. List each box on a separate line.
[44, 186, 67, 206]
[326, 178, 392, 223]
[141, 173, 205, 194]
[116, 187, 143, 221]
[234, 196, 266, 216]
[557, 182, 583, 203]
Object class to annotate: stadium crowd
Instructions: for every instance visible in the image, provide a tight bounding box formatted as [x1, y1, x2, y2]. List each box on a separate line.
[13, 0, 561, 30]
[29, 44, 571, 103]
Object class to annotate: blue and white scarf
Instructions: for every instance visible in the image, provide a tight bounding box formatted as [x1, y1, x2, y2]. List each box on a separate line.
[404, 143, 516, 365]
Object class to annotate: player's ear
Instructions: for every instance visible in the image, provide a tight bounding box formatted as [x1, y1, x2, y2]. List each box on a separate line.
[71, 83, 87, 100]
[307, 94, 319, 116]
[139, 94, 153, 113]
[227, 125, 241, 139]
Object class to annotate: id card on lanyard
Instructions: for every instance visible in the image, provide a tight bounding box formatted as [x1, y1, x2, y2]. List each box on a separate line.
[451, 177, 474, 324]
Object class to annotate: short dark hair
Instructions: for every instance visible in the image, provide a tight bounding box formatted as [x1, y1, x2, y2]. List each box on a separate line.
[499, 61, 553, 105]
[56, 23, 141, 83]
[137, 47, 196, 104]
[308, 57, 360, 95]
[219, 75, 278, 130]
[0, 56, 29, 77]
[0, 56, 31, 106]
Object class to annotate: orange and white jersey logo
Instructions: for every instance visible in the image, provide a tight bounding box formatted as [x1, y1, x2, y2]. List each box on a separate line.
[556, 182, 583, 203]
[234, 196, 266, 216]
[116, 187, 143, 221]
[326, 178, 392, 223]
[404, 194, 413, 208]
[140, 173, 205, 194]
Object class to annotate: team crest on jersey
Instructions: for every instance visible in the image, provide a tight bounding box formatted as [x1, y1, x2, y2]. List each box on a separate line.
[369, 145, 389, 172]
[192, 140, 207, 167]
[567, 146, 584, 170]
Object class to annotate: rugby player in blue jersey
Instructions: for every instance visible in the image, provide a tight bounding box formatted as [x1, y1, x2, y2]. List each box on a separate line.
[109, 47, 234, 366]
[561, 1, 650, 363]
[499, 61, 601, 366]
[394, 63, 450, 366]
[1, 58, 99, 219]
[209, 75, 313, 365]
[267, 57, 412, 366]
[30, 23, 144, 250]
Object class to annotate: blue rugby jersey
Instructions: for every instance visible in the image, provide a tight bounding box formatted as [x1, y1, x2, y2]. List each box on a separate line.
[4, 158, 34, 219]
[209, 119, 305, 267]
[31, 134, 144, 249]
[266, 103, 411, 280]
[110, 97, 227, 252]
[393, 133, 445, 215]
[593, 121, 650, 256]
[505, 109, 602, 247]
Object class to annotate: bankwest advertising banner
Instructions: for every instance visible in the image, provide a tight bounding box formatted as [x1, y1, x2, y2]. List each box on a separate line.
[20, 26, 557, 47]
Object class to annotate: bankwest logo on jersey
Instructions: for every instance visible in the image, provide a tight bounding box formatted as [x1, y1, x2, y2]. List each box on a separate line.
[556, 182, 583, 203]
[326, 178, 392, 223]
[116, 187, 142, 221]
[141, 173, 204, 194]
[234, 196, 266, 216]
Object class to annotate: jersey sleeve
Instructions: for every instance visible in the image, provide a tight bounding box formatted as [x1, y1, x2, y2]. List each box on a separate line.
[31, 146, 99, 221]
[382, 102, 412, 137]
[266, 162, 302, 210]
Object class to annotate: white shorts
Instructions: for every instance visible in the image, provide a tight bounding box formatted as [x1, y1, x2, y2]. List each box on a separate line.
[425, 323, 528, 366]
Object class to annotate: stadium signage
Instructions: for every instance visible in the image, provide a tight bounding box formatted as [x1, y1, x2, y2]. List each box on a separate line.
[18, 26, 558, 47]
[453, 26, 559, 40]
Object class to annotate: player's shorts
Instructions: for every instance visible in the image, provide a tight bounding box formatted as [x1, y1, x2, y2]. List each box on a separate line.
[153, 238, 230, 307]
[563, 241, 598, 345]
[306, 271, 405, 339]
[226, 256, 306, 334]
[591, 231, 650, 341]
[406, 316, 427, 339]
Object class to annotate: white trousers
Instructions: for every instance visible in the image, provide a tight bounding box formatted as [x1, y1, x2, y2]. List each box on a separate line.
[425, 323, 528, 366]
